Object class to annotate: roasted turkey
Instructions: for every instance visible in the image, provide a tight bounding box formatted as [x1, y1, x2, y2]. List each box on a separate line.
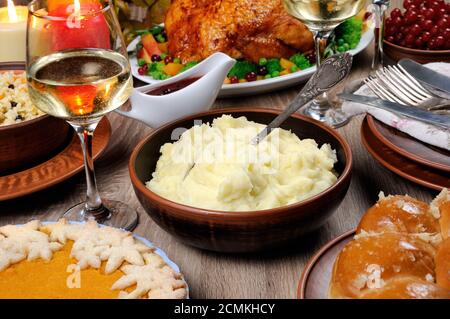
[165, 0, 314, 63]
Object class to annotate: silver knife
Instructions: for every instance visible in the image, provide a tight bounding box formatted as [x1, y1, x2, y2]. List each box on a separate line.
[399, 59, 450, 98]
[338, 93, 450, 129]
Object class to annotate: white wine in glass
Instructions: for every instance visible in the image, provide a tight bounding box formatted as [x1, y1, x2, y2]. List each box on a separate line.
[284, 0, 367, 127]
[28, 49, 132, 122]
[26, 0, 138, 230]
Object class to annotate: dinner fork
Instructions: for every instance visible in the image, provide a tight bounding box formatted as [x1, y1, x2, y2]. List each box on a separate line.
[364, 65, 450, 113]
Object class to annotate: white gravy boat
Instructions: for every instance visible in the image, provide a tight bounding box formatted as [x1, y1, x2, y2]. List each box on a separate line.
[116, 52, 235, 128]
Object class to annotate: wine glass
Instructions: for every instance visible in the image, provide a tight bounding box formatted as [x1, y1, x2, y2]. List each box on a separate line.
[26, 0, 138, 230]
[284, 0, 367, 127]
[372, 0, 390, 70]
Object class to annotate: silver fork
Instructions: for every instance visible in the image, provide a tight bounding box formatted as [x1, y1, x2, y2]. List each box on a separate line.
[364, 65, 450, 113]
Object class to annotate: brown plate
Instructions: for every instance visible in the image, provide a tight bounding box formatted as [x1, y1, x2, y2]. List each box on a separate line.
[361, 116, 450, 191]
[297, 230, 355, 299]
[367, 115, 450, 172]
[0, 117, 111, 201]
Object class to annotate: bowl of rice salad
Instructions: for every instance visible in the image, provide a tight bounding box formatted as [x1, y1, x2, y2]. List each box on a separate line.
[0, 62, 71, 174]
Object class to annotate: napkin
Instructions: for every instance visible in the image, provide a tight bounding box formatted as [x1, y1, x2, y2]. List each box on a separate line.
[342, 63, 450, 151]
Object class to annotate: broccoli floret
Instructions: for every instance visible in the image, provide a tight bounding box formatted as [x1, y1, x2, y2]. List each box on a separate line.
[149, 25, 164, 36]
[335, 17, 363, 49]
[289, 53, 312, 69]
[149, 61, 165, 73]
[265, 59, 282, 74]
[180, 61, 199, 72]
[228, 61, 257, 79]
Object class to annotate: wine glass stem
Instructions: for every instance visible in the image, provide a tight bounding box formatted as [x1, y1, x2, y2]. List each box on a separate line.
[372, 4, 386, 70]
[70, 120, 105, 216]
[311, 30, 332, 109]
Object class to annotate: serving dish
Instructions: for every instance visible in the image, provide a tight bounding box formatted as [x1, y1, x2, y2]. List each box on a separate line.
[383, 40, 450, 64]
[117, 53, 235, 128]
[0, 62, 71, 174]
[0, 117, 111, 201]
[361, 116, 450, 190]
[129, 108, 352, 253]
[297, 230, 354, 299]
[367, 115, 450, 172]
[127, 26, 374, 97]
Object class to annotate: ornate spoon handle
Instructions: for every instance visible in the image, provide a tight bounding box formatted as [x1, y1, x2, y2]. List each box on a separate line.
[252, 52, 353, 144]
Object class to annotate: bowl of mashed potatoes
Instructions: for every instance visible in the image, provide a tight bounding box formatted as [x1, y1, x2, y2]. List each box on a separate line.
[129, 108, 352, 252]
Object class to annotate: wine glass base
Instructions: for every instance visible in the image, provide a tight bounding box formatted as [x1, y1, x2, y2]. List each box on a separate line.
[63, 199, 138, 231]
[302, 102, 350, 128]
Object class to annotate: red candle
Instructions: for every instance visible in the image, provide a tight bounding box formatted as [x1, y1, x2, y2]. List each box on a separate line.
[48, 0, 110, 51]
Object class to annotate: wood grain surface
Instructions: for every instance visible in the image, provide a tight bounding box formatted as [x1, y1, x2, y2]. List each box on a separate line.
[0, 1, 440, 299]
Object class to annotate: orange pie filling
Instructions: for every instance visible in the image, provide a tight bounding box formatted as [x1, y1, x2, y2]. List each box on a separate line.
[0, 219, 187, 299]
[0, 241, 125, 299]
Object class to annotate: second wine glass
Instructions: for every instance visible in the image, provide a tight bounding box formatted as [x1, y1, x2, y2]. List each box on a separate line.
[284, 0, 367, 127]
[26, 0, 138, 230]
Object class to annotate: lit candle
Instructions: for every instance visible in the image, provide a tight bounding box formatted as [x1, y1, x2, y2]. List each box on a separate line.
[0, 0, 28, 62]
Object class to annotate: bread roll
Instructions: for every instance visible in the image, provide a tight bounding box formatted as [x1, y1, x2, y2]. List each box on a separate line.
[430, 189, 450, 239]
[358, 276, 450, 299]
[356, 194, 439, 235]
[329, 189, 450, 299]
[329, 233, 436, 298]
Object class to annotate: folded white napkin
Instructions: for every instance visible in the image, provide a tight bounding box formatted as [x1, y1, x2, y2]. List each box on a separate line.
[342, 63, 450, 151]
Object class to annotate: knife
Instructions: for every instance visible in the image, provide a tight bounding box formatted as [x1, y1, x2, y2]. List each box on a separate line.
[399, 59, 450, 98]
[338, 93, 450, 129]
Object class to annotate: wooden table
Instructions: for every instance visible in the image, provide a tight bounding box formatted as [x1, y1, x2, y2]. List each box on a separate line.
[1, 8, 438, 299]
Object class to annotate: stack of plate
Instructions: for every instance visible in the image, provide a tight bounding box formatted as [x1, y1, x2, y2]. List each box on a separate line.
[361, 115, 450, 190]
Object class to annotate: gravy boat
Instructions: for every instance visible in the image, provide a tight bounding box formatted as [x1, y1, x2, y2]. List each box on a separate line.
[116, 52, 235, 128]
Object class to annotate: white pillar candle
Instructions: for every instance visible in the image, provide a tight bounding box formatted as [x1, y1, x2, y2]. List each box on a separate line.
[0, 1, 28, 62]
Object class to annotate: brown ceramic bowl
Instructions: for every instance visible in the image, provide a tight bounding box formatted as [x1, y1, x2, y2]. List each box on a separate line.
[129, 108, 352, 253]
[0, 62, 71, 174]
[383, 40, 450, 64]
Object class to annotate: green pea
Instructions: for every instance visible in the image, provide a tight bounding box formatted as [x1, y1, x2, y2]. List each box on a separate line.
[271, 71, 280, 77]
[343, 43, 350, 51]
[291, 65, 299, 72]
[138, 59, 146, 66]
[259, 58, 268, 66]
[337, 46, 345, 53]
[264, 74, 272, 79]
[173, 57, 181, 64]
[337, 38, 345, 46]
[160, 53, 167, 60]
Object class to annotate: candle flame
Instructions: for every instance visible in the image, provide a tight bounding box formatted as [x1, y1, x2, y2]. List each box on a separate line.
[7, 0, 18, 23]
[74, 0, 81, 16]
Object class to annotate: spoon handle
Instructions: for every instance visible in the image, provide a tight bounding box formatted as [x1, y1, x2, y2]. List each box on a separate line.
[252, 53, 353, 144]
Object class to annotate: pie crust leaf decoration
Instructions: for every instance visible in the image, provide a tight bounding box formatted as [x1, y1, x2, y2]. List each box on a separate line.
[0, 220, 62, 264]
[0, 238, 26, 272]
[1, 219, 188, 299]
[112, 253, 187, 299]
[101, 236, 153, 274]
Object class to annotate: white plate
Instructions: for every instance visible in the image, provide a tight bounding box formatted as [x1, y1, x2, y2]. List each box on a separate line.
[128, 25, 374, 98]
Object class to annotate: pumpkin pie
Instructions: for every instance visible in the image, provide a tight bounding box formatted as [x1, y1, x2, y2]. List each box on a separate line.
[0, 219, 188, 299]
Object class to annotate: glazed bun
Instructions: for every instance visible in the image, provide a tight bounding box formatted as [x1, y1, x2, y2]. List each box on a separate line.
[329, 189, 450, 299]
[329, 233, 436, 298]
[430, 189, 450, 239]
[436, 238, 450, 290]
[358, 276, 450, 299]
[356, 194, 439, 235]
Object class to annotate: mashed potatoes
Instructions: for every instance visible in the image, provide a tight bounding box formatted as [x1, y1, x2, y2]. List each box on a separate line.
[146, 115, 338, 211]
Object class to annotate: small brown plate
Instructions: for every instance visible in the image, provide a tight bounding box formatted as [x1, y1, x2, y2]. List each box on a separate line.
[361, 116, 450, 191]
[367, 115, 450, 172]
[297, 230, 354, 299]
[0, 117, 111, 201]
